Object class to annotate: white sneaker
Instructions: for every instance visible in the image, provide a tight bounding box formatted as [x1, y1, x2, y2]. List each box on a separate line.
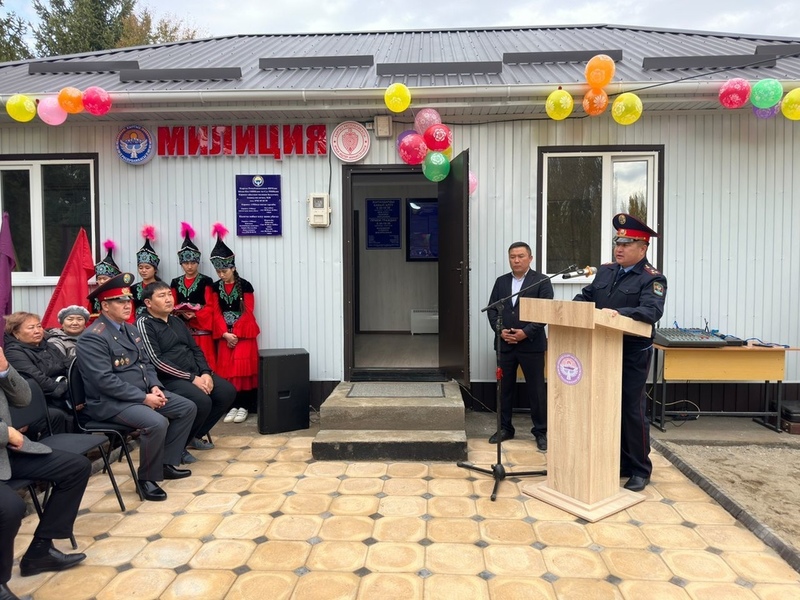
[233, 408, 249, 423]
[223, 408, 238, 423]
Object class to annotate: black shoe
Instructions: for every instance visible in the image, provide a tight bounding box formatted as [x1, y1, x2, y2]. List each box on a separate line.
[623, 476, 650, 492]
[163, 464, 191, 480]
[488, 429, 514, 444]
[534, 433, 547, 452]
[19, 547, 86, 577]
[0, 583, 20, 600]
[138, 480, 167, 501]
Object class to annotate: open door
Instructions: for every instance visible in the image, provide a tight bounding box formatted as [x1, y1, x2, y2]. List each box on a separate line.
[437, 150, 470, 385]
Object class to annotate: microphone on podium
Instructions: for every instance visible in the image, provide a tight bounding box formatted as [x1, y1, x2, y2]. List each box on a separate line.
[562, 266, 597, 279]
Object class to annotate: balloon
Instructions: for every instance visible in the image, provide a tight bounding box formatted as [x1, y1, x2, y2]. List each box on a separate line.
[468, 170, 478, 196]
[37, 96, 68, 126]
[582, 88, 608, 116]
[422, 151, 450, 182]
[545, 89, 573, 121]
[781, 88, 800, 120]
[414, 108, 442, 134]
[82, 86, 112, 115]
[396, 129, 416, 151]
[57, 87, 84, 114]
[5, 94, 37, 122]
[750, 79, 783, 109]
[384, 83, 411, 113]
[611, 92, 643, 125]
[752, 104, 780, 119]
[585, 54, 616, 88]
[718, 78, 751, 109]
[441, 146, 453, 161]
[398, 133, 427, 164]
[423, 123, 452, 151]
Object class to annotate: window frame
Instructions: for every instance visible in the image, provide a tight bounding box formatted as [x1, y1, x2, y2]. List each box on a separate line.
[0, 154, 99, 286]
[536, 145, 664, 281]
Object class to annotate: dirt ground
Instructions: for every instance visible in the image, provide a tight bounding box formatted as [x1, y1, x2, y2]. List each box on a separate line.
[658, 441, 800, 552]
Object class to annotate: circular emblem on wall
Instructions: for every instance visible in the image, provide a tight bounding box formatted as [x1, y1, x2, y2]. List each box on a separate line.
[330, 121, 370, 163]
[116, 125, 154, 165]
[252, 176, 264, 187]
[556, 353, 583, 385]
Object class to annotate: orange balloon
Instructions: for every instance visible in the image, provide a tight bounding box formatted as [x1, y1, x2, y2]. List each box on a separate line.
[582, 88, 609, 116]
[585, 54, 616, 88]
[58, 87, 84, 114]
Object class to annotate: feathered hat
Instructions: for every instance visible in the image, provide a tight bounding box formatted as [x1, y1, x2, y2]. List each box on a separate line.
[136, 225, 160, 267]
[209, 223, 235, 270]
[177, 221, 201, 263]
[95, 239, 122, 278]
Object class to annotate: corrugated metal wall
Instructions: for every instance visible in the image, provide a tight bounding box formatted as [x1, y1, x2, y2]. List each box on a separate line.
[4, 111, 799, 383]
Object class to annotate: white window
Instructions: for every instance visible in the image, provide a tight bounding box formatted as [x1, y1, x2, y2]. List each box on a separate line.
[540, 147, 662, 278]
[0, 158, 96, 285]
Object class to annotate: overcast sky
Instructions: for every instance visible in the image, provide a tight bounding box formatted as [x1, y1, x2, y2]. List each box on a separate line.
[3, 0, 799, 41]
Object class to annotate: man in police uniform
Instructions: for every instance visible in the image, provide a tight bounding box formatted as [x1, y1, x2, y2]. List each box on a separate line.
[573, 214, 667, 492]
[76, 273, 197, 502]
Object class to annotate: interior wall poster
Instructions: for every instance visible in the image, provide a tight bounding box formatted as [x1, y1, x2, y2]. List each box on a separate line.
[366, 198, 401, 249]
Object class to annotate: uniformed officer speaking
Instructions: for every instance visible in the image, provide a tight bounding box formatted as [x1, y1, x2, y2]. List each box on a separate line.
[76, 272, 197, 502]
[573, 213, 667, 492]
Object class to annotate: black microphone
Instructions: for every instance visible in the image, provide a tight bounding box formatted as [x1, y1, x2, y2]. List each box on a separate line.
[562, 266, 597, 279]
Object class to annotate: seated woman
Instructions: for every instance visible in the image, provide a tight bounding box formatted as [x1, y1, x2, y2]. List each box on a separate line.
[4, 312, 73, 434]
[46, 305, 90, 360]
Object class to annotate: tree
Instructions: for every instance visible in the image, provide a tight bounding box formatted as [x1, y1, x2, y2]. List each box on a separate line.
[117, 8, 200, 47]
[0, 0, 34, 61]
[32, 0, 136, 56]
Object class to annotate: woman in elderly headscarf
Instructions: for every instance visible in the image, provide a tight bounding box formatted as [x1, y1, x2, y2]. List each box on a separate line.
[46, 305, 90, 360]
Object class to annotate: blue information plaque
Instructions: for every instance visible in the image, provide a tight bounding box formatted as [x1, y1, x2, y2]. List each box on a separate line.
[236, 174, 282, 236]
[366, 198, 401, 249]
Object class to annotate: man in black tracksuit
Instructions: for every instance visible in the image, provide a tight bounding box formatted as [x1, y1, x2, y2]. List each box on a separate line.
[573, 213, 667, 492]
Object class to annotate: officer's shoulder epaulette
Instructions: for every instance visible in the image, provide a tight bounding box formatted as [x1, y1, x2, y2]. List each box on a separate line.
[87, 321, 106, 334]
[643, 263, 661, 275]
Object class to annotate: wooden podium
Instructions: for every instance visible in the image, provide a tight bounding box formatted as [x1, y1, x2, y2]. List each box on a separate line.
[519, 298, 653, 522]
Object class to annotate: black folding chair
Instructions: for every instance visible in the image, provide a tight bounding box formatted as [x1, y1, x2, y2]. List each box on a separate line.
[67, 359, 143, 501]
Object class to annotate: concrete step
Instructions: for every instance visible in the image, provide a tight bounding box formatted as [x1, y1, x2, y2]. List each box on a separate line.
[312, 429, 467, 461]
[319, 381, 464, 432]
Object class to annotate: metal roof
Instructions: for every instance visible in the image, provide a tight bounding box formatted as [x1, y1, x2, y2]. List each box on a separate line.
[1, 24, 799, 123]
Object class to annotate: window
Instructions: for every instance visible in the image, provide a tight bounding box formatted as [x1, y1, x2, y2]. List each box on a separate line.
[0, 158, 96, 284]
[539, 146, 662, 277]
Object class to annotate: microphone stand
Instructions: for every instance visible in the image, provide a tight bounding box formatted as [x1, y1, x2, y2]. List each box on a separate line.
[457, 264, 577, 501]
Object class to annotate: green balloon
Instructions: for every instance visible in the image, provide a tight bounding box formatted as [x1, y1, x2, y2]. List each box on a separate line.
[751, 79, 783, 109]
[422, 151, 450, 182]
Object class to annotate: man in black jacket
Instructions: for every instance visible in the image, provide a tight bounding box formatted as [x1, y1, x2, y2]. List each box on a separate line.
[487, 242, 554, 450]
[136, 282, 235, 464]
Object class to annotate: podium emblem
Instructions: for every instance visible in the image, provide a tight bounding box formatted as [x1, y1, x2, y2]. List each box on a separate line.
[556, 353, 583, 385]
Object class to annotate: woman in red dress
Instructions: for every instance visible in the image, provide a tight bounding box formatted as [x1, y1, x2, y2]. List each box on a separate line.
[130, 225, 161, 323]
[209, 223, 260, 422]
[170, 222, 216, 371]
[88, 239, 122, 324]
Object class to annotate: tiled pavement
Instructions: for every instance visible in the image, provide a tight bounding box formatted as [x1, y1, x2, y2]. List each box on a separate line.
[9, 416, 800, 600]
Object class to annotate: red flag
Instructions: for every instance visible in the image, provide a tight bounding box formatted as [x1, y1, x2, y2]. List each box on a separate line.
[0, 212, 17, 347]
[41, 228, 95, 329]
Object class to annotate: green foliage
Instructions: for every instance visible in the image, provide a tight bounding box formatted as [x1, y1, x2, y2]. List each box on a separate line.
[0, 0, 34, 61]
[117, 8, 200, 47]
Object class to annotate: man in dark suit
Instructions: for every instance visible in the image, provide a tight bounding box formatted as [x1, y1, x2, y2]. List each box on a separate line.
[487, 242, 554, 450]
[1, 347, 90, 599]
[76, 273, 196, 502]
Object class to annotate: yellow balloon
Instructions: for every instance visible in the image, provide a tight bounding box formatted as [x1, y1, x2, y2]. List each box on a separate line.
[442, 146, 453, 161]
[6, 94, 37, 122]
[545, 89, 574, 121]
[612, 93, 643, 125]
[384, 83, 411, 113]
[781, 87, 800, 121]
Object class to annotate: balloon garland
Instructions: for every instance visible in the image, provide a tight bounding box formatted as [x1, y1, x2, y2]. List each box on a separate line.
[4, 86, 113, 125]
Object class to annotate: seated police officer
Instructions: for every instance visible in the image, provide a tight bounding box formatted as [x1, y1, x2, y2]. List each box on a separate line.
[76, 273, 197, 501]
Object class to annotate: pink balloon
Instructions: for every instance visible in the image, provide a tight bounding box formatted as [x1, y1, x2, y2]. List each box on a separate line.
[82, 86, 112, 116]
[719, 78, 751, 109]
[414, 108, 442, 134]
[468, 170, 478, 196]
[37, 96, 68, 126]
[397, 133, 427, 165]
[423, 123, 452, 151]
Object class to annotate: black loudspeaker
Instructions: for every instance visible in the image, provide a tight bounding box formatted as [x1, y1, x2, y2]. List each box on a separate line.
[257, 348, 310, 434]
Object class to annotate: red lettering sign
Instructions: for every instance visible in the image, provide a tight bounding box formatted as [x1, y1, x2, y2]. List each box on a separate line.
[157, 124, 328, 158]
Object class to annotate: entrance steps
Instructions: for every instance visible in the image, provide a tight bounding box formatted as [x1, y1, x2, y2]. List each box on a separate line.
[312, 381, 468, 461]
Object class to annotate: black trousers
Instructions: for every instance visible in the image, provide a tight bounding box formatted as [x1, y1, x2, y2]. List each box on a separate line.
[620, 346, 654, 478]
[0, 483, 26, 584]
[163, 374, 236, 442]
[498, 350, 547, 435]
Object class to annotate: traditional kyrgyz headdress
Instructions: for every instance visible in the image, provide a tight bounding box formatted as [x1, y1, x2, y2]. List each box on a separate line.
[136, 225, 160, 267]
[94, 239, 121, 278]
[177, 221, 201, 264]
[209, 223, 235, 270]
